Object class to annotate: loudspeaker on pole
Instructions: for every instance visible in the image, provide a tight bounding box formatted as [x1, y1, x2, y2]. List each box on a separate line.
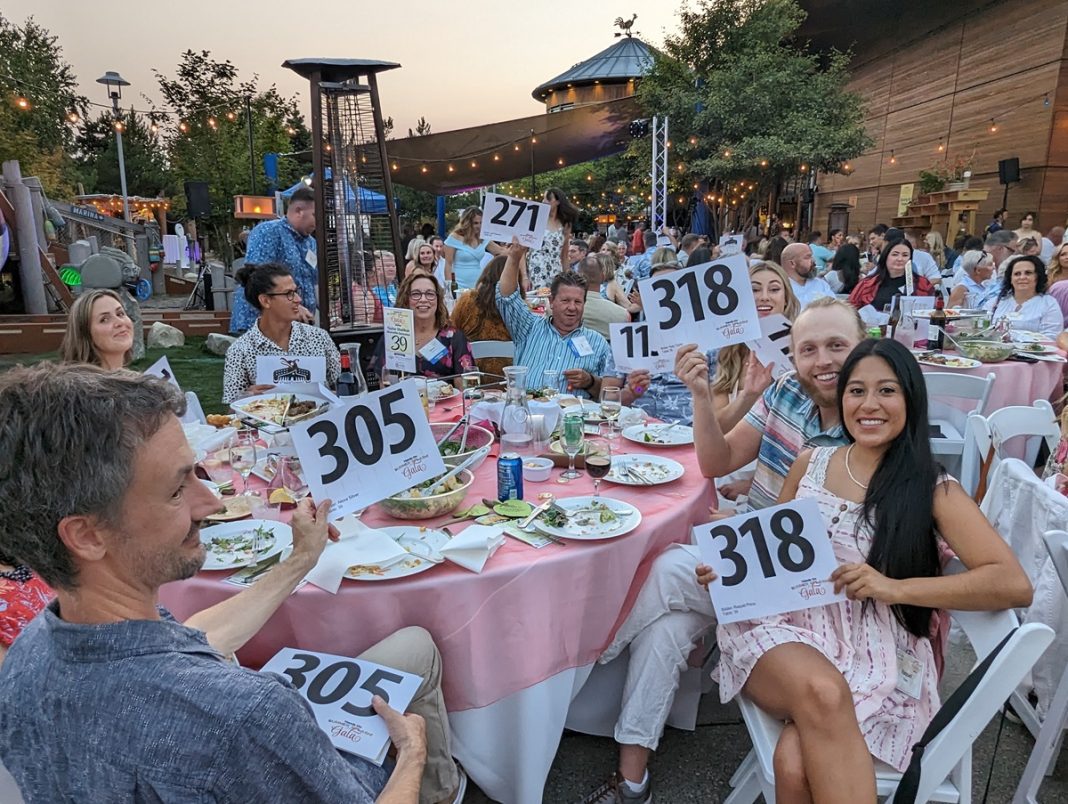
[998, 158, 1020, 186]
[184, 180, 212, 218]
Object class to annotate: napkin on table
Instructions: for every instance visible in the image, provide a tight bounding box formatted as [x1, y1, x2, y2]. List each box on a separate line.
[441, 524, 505, 573]
[469, 400, 561, 434]
[303, 517, 409, 593]
[857, 305, 889, 326]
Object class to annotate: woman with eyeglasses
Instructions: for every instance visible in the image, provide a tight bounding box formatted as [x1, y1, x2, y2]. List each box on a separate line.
[370, 273, 475, 387]
[222, 263, 341, 403]
[985, 254, 1063, 338]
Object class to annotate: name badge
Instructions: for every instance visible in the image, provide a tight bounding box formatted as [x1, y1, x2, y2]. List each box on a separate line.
[305, 249, 318, 269]
[419, 338, 448, 364]
[896, 648, 924, 699]
[569, 334, 594, 358]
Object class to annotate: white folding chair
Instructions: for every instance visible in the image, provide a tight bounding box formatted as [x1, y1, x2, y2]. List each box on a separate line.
[985, 400, 1060, 470]
[724, 560, 1055, 804]
[179, 391, 207, 425]
[469, 339, 515, 360]
[925, 371, 995, 477]
[1014, 530, 1068, 804]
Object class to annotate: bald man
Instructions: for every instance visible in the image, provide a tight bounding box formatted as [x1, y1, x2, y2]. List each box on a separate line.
[779, 242, 835, 307]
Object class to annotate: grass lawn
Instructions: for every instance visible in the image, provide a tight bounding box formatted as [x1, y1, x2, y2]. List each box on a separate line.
[0, 337, 229, 415]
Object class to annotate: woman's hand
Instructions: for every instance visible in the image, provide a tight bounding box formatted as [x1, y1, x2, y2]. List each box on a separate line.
[831, 563, 901, 603]
[674, 344, 709, 394]
[741, 352, 774, 401]
[624, 369, 651, 397]
[695, 563, 718, 588]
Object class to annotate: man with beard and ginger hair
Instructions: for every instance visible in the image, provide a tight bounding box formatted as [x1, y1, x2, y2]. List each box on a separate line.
[0, 364, 467, 804]
[581, 297, 863, 804]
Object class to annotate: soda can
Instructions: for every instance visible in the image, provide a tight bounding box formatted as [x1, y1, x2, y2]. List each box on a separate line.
[497, 453, 524, 501]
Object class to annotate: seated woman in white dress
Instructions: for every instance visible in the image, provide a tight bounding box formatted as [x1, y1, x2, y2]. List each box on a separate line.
[985, 254, 1064, 339]
[703, 338, 1032, 803]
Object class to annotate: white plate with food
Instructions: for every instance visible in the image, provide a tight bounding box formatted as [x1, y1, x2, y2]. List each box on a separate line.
[344, 526, 449, 581]
[204, 495, 253, 522]
[1008, 330, 1048, 344]
[605, 455, 685, 486]
[428, 380, 459, 399]
[1013, 341, 1058, 354]
[915, 354, 982, 370]
[910, 308, 984, 319]
[200, 519, 292, 570]
[533, 497, 641, 541]
[230, 393, 329, 428]
[622, 423, 695, 446]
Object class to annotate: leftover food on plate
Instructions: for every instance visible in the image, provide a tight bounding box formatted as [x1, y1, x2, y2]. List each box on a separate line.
[206, 414, 235, 428]
[915, 354, 982, 368]
[206, 525, 276, 563]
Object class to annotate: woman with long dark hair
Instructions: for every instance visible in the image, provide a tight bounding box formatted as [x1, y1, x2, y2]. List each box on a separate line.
[525, 186, 579, 289]
[705, 338, 1031, 803]
[450, 255, 520, 377]
[986, 254, 1063, 338]
[848, 237, 935, 309]
[825, 243, 863, 294]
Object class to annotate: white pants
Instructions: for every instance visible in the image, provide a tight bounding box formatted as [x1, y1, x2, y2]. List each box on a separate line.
[599, 544, 717, 750]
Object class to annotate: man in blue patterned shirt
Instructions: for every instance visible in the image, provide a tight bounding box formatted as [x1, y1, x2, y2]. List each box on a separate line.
[0, 365, 466, 804]
[230, 186, 319, 333]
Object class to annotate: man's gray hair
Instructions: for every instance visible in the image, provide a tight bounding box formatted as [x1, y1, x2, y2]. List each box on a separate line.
[985, 229, 1015, 248]
[0, 363, 185, 589]
[960, 250, 989, 276]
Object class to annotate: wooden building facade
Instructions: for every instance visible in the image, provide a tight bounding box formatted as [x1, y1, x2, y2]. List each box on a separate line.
[806, 0, 1068, 238]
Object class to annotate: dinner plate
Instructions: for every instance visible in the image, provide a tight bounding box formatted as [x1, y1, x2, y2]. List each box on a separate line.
[604, 455, 685, 486]
[230, 392, 328, 428]
[1009, 330, 1047, 344]
[549, 439, 589, 455]
[533, 496, 641, 541]
[428, 380, 459, 399]
[344, 526, 449, 581]
[916, 356, 982, 370]
[1013, 343, 1059, 355]
[622, 423, 695, 446]
[200, 519, 292, 570]
[204, 495, 253, 522]
[911, 308, 984, 319]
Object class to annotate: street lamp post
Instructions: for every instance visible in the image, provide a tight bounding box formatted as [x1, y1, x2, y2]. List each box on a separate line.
[96, 71, 131, 222]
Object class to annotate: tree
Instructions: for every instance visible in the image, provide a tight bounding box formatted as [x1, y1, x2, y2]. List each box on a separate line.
[407, 117, 431, 138]
[0, 14, 85, 195]
[74, 110, 172, 198]
[636, 0, 872, 230]
[154, 50, 307, 256]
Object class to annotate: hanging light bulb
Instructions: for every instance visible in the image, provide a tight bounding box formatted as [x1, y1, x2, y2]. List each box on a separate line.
[760, 159, 768, 167]
[493, 153, 500, 161]
[178, 121, 188, 133]
[421, 165, 429, 173]
[150, 122, 159, 134]
[448, 165, 455, 172]
[937, 137, 944, 152]
[207, 117, 217, 129]
[67, 111, 79, 123]
[889, 149, 896, 164]
[113, 119, 124, 133]
[287, 126, 296, 135]
[391, 162, 398, 171]
[226, 111, 237, 121]
[470, 160, 477, 168]
[514, 144, 520, 151]
[15, 95, 30, 111]
[723, 149, 731, 157]
[989, 118, 998, 133]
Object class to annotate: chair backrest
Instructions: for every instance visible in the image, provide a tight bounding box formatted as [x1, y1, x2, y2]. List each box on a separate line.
[893, 558, 1056, 802]
[987, 399, 1060, 466]
[923, 371, 996, 413]
[1042, 530, 1068, 599]
[470, 339, 515, 360]
[960, 411, 991, 498]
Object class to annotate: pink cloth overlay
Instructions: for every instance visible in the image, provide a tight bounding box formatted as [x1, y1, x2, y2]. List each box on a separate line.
[919, 357, 1063, 411]
[160, 409, 713, 712]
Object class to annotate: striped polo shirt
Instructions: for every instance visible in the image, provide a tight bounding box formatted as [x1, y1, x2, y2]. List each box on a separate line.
[743, 371, 847, 511]
[496, 287, 609, 397]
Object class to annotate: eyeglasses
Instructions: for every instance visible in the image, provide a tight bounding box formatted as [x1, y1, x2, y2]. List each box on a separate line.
[264, 290, 300, 302]
[408, 290, 438, 300]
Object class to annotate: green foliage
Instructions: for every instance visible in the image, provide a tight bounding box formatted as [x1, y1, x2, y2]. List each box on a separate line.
[637, 0, 872, 186]
[74, 110, 172, 198]
[0, 14, 85, 195]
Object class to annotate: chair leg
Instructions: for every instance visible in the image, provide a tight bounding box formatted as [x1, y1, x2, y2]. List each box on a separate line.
[1010, 689, 1043, 739]
[1014, 671, 1068, 804]
[728, 750, 757, 787]
[724, 751, 764, 804]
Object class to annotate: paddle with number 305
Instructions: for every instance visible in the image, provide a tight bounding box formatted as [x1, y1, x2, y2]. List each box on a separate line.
[287, 381, 446, 519]
[694, 499, 846, 624]
[636, 253, 762, 358]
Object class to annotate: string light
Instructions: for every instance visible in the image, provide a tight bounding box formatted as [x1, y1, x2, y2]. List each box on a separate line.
[15, 95, 30, 110]
[113, 120, 124, 132]
[470, 160, 477, 168]
[67, 111, 79, 123]
[391, 162, 398, 170]
[287, 126, 296, 135]
[150, 123, 159, 134]
[420, 165, 428, 173]
[226, 111, 237, 121]
[989, 119, 998, 133]
[447, 165, 454, 172]
[760, 159, 768, 167]
[889, 149, 896, 164]
[723, 149, 731, 157]
[178, 121, 188, 133]
[493, 153, 500, 161]
[937, 137, 944, 152]
[207, 117, 217, 129]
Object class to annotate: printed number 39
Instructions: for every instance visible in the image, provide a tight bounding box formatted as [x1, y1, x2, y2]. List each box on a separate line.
[710, 508, 815, 586]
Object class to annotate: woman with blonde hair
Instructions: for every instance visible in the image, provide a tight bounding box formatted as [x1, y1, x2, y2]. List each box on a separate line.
[924, 230, 946, 270]
[405, 241, 438, 277]
[443, 207, 503, 291]
[598, 252, 635, 312]
[60, 289, 135, 370]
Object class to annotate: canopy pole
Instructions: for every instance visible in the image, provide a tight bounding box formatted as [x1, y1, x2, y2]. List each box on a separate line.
[436, 196, 446, 239]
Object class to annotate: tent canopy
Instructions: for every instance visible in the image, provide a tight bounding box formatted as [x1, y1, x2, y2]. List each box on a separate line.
[384, 97, 641, 195]
[281, 174, 391, 214]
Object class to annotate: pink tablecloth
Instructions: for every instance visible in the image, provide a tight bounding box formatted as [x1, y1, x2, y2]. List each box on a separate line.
[161, 424, 712, 713]
[919, 357, 1063, 410]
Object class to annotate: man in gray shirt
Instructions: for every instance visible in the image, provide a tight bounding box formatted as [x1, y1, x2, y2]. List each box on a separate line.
[0, 364, 461, 804]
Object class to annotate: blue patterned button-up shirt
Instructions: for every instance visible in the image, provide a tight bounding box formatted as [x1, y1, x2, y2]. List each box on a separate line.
[230, 218, 318, 334]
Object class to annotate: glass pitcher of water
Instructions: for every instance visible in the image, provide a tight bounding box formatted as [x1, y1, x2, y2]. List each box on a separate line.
[500, 365, 533, 455]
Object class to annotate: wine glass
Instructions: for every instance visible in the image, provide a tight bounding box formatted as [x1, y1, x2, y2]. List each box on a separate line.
[229, 428, 259, 497]
[600, 386, 623, 439]
[560, 411, 585, 480]
[276, 456, 308, 501]
[585, 436, 612, 497]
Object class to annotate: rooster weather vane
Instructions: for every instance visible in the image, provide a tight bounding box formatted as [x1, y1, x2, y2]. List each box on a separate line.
[614, 14, 637, 37]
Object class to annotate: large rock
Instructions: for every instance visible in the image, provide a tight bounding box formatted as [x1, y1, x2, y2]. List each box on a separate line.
[204, 332, 236, 356]
[146, 321, 185, 349]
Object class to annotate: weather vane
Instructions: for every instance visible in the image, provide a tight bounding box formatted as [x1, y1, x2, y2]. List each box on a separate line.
[614, 14, 637, 38]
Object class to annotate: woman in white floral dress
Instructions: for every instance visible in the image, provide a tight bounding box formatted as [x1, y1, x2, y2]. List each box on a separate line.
[525, 187, 578, 290]
[701, 338, 1032, 803]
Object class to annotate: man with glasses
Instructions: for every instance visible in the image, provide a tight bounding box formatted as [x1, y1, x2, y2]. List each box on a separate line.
[985, 229, 1019, 279]
[230, 186, 319, 334]
[947, 250, 999, 309]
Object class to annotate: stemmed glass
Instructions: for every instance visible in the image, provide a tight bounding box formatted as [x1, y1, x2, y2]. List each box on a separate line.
[560, 411, 585, 481]
[275, 456, 308, 502]
[585, 436, 611, 497]
[229, 428, 259, 497]
[600, 386, 622, 439]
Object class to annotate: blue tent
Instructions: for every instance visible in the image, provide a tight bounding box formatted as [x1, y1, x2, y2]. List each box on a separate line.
[280, 171, 392, 214]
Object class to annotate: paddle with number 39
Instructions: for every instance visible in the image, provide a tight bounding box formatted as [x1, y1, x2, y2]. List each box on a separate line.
[694, 499, 846, 624]
[287, 380, 446, 519]
[637, 253, 762, 358]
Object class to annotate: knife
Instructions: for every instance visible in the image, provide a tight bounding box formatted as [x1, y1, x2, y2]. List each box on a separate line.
[518, 499, 554, 529]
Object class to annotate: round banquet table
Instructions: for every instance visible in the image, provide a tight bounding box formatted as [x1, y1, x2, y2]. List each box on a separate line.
[918, 354, 1063, 411]
[161, 406, 713, 804]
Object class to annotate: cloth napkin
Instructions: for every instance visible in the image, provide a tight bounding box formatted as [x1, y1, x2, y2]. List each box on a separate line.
[858, 305, 889, 326]
[469, 400, 562, 434]
[183, 423, 236, 455]
[303, 517, 408, 593]
[440, 524, 505, 573]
